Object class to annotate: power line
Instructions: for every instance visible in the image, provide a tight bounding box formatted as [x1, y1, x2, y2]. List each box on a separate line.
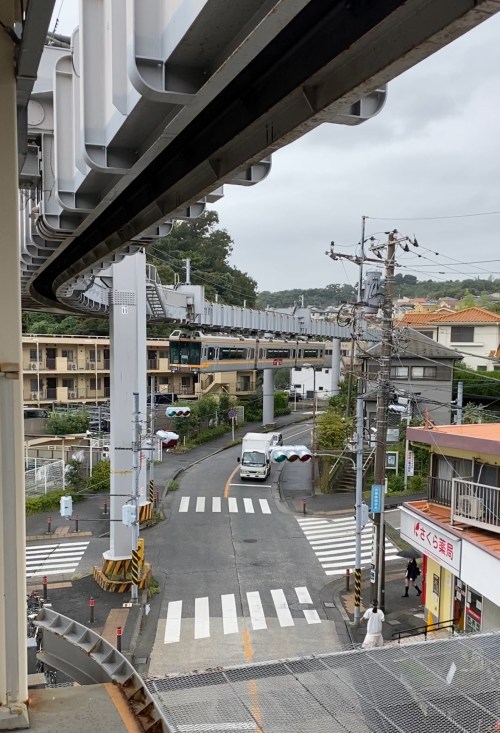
[366, 210, 500, 222]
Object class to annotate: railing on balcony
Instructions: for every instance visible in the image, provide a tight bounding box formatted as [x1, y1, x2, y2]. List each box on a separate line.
[428, 476, 453, 507]
[148, 359, 159, 370]
[45, 358, 56, 370]
[236, 380, 254, 392]
[452, 478, 500, 534]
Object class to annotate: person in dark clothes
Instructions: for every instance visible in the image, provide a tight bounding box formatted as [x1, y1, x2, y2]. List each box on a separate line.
[402, 558, 421, 597]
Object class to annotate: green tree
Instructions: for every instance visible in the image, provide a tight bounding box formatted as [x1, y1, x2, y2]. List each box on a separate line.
[149, 210, 258, 307]
[457, 290, 476, 310]
[316, 410, 353, 452]
[46, 411, 89, 435]
[65, 458, 86, 493]
[87, 459, 110, 493]
[274, 368, 291, 390]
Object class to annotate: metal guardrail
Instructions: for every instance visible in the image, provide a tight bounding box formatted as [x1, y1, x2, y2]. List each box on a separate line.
[35, 607, 172, 733]
[392, 618, 456, 643]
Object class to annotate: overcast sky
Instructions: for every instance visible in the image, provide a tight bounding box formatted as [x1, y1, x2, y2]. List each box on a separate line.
[53, 4, 500, 293]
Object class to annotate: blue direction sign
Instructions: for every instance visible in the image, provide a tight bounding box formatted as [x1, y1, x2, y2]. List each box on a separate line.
[370, 484, 383, 514]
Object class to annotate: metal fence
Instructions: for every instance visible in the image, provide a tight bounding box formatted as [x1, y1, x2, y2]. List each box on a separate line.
[148, 631, 500, 733]
[25, 459, 65, 497]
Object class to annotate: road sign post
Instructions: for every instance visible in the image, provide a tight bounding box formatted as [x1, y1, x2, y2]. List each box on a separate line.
[228, 409, 236, 441]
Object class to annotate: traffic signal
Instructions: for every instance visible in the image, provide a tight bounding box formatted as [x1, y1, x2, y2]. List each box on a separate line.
[156, 430, 179, 448]
[270, 445, 312, 463]
[166, 406, 191, 418]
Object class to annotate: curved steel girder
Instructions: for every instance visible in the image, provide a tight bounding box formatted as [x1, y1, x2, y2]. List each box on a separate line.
[30, 0, 500, 309]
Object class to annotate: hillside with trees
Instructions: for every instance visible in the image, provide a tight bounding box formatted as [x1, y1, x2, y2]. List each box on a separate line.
[256, 275, 500, 310]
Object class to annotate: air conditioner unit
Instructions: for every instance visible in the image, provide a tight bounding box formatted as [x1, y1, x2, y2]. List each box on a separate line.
[70, 363, 77, 370]
[31, 392, 38, 400]
[69, 392, 77, 399]
[89, 362, 96, 370]
[458, 494, 483, 520]
[29, 362, 37, 370]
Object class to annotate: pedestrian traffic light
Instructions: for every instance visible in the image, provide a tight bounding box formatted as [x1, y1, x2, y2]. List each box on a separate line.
[270, 445, 312, 463]
[156, 430, 179, 448]
[166, 406, 191, 417]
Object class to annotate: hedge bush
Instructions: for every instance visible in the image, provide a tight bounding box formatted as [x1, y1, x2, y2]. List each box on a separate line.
[25, 489, 84, 516]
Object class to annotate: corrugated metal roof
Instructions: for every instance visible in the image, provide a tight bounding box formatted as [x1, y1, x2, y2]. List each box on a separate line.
[362, 327, 462, 361]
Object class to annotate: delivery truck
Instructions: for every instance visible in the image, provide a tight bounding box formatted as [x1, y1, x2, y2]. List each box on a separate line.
[238, 432, 277, 480]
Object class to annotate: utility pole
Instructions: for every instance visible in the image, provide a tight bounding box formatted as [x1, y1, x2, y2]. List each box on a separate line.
[148, 377, 156, 506]
[131, 392, 141, 604]
[353, 394, 364, 625]
[346, 216, 366, 418]
[456, 380, 463, 425]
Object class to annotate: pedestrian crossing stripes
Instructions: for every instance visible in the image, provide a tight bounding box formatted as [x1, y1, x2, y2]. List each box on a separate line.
[163, 587, 321, 644]
[26, 541, 90, 578]
[296, 515, 399, 576]
[178, 496, 272, 515]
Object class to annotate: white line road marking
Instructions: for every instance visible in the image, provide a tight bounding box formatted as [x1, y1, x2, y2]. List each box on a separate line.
[212, 497, 221, 512]
[27, 542, 89, 550]
[303, 609, 322, 624]
[221, 594, 239, 635]
[247, 591, 267, 630]
[230, 483, 272, 488]
[259, 499, 271, 514]
[25, 541, 89, 578]
[179, 497, 190, 512]
[228, 497, 238, 513]
[164, 600, 183, 644]
[295, 587, 313, 604]
[194, 597, 210, 639]
[196, 497, 205, 512]
[243, 498, 254, 513]
[271, 589, 294, 627]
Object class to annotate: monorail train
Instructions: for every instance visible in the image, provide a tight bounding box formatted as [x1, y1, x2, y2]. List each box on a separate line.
[168, 330, 326, 373]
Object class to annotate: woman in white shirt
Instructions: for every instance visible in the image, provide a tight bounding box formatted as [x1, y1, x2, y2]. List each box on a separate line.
[362, 599, 385, 648]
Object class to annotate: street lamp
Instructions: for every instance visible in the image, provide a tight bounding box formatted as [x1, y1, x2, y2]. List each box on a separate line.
[302, 363, 317, 492]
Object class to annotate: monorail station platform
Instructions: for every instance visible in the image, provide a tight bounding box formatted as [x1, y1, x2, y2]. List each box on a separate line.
[27, 683, 140, 733]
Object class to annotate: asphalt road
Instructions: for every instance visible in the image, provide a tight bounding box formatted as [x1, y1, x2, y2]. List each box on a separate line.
[144, 421, 344, 677]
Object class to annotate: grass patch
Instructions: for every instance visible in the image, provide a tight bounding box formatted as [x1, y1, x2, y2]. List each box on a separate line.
[148, 577, 160, 598]
[167, 479, 180, 492]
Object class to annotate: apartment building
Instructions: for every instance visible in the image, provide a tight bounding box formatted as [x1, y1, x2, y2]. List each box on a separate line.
[23, 335, 256, 406]
[402, 423, 500, 633]
[399, 307, 500, 371]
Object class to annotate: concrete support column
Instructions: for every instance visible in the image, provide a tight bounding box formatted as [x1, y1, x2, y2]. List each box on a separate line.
[262, 368, 275, 426]
[104, 251, 147, 562]
[0, 2, 29, 725]
[330, 339, 341, 397]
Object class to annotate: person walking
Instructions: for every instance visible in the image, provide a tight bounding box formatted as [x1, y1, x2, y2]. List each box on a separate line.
[402, 558, 421, 597]
[361, 599, 385, 649]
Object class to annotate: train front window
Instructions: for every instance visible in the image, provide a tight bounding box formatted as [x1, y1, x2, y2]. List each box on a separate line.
[169, 342, 201, 365]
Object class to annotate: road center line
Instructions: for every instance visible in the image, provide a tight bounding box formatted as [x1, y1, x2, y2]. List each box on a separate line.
[224, 465, 240, 498]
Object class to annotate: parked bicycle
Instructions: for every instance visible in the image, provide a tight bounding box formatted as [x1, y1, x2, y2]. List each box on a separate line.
[44, 668, 57, 686]
[27, 614, 37, 638]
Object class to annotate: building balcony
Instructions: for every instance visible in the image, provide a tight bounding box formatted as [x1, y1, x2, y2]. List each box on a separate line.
[428, 476, 500, 534]
[148, 359, 159, 370]
[236, 380, 254, 393]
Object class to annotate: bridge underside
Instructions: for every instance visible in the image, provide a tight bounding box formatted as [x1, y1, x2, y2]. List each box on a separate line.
[24, 0, 500, 311]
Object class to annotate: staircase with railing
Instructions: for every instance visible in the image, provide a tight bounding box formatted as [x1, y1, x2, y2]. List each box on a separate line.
[325, 444, 375, 493]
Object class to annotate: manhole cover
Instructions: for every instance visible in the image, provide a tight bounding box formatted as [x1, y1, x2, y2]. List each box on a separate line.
[289, 603, 314, 611]
[243, 539, 257, 543]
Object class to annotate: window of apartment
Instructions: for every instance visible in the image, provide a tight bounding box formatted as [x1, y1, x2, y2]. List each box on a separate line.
[30, 378, 37, 391]
[61, 379, 75, 389]
[450, 326, 474, 343]
[181, 376, 191, 386]
[411, 366, 437, 379]
[29, 348, 38, 361]
[159, 350, 169, 359]
[61, 349, 74, 360]
[477, 365, 487, 372]
[390, 366, 409, 378]
[494, 365, 500, 372]
[417, 330, 434, 339]
[89, 377, 101, 390]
